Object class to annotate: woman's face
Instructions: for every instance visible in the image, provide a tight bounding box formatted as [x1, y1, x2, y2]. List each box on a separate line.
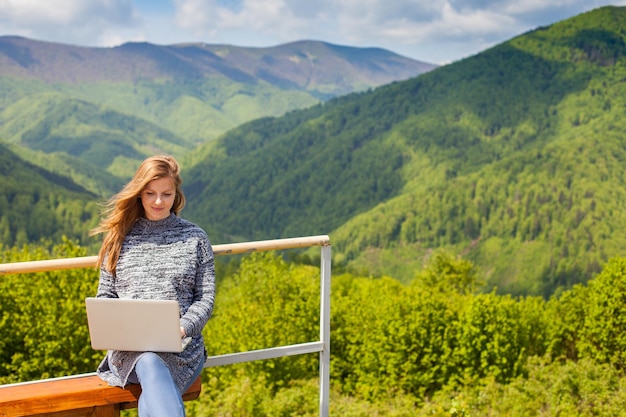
[140, 176, 176, 221]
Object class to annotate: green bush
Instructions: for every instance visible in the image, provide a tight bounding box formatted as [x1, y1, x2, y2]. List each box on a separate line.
[0, 239, 100, 383]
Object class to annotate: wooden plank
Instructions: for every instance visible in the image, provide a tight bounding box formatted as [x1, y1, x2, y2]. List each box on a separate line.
[27, 405, 119, 417]
[0, 375, 201, 417]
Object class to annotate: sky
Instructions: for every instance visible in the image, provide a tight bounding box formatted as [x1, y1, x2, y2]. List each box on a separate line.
[0, 0, 625, 65]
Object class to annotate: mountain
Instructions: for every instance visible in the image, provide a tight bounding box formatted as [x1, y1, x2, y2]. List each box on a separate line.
[0, 143, 100, 248]
[194, 40, 436, 98]
[0, 37, 435, 98]
[0, 36, 435, 187]
[4, 7, 624, 297]
[182, 6, 626, 296]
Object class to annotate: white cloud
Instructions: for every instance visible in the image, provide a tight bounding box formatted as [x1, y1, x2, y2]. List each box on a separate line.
[0, 0, 624, 63]
[440, 2, 518, 38]
[172, 0, 210, 29]
[0, 0, 136, 25]
[173, 0, 310, 40]
[0, 0, 90, 25]
[0, 0, 138, 45]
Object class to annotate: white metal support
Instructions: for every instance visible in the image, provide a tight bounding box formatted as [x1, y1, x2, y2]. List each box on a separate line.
[319, 244, 331, 417]
[202, 240, 332, 417]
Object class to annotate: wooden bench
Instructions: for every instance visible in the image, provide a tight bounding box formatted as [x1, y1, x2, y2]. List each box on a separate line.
[0, 373, 201, 417]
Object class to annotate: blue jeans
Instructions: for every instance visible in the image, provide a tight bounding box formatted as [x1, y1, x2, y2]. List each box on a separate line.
[132, 353, 204, 417]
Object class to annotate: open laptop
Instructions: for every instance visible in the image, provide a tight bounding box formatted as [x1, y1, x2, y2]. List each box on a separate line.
[85, 297, 191, 353]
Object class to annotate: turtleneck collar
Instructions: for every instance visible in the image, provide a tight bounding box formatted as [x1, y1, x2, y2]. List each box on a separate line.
[136, 213, 178, 230]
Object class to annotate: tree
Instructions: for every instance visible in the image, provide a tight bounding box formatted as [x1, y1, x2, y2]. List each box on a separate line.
[577, 257, 626, 370]
[414, 250, 481, 295]
[0, 239, 100, 383]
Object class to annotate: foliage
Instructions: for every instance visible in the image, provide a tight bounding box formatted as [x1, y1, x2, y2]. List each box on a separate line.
[453, 293, 548, 384]
[5, 141, 124, 197]
[544, 283, 587, 361]
[437, 357, 626, 416]
[202, 252, 320, 391]
[331, 274, 455, 399]
[577, 257, 626, 369]
[414, 250, 481, 295]
[0, 239, 101, 383]
[5, 242, 626, 415]
[0, 144, 101, 250]
[0, 87, 192, 175]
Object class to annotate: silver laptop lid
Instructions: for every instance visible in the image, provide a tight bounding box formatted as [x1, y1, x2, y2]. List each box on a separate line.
[85, 297, 185, 353]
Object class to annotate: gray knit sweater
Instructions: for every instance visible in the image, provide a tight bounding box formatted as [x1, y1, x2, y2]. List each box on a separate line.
[95, 213, 215, 394]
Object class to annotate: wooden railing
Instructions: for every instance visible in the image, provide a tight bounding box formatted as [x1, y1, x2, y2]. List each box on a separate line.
[0, 235, 332, 417]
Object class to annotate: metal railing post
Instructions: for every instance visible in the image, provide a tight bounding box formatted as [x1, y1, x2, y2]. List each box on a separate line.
[319, 244, 331, 417]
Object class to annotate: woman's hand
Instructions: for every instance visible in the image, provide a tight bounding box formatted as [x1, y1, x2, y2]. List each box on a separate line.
[180, 326, 186, 339]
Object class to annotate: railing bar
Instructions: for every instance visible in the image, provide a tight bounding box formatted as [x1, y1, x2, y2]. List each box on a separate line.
[213, 235, 331, 256]
[204, 341, 323, 368]
[0, 256, 98, 275]
[0, 341, 325, 388]
[0, 235, 331, 275]
[0, 372, 98, 389]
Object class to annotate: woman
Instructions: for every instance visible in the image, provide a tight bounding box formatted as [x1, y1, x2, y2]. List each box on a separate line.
[90, 155, 215, 417]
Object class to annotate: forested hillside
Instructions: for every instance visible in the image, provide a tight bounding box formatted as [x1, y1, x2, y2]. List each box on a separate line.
[183, 6, 626, 296]
[0, 144, 100, 247]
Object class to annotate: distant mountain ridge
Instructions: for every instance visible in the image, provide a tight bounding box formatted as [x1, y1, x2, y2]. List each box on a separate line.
[0, 37, 436, 98]
[0, 36, 436, 187]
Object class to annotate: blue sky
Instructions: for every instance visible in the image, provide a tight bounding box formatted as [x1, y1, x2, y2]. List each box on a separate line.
[0, 0, 625, 64]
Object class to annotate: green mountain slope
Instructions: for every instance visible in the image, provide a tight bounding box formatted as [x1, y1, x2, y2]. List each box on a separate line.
[0, 144, 100, 248]
[0, 85, 193, 179]
[0, 37, 434, 195]
[183, 6, 626, 296]
[0, 36, 434, 144]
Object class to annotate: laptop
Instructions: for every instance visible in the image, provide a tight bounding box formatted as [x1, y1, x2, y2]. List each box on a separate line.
[85, 297, 192, 353]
